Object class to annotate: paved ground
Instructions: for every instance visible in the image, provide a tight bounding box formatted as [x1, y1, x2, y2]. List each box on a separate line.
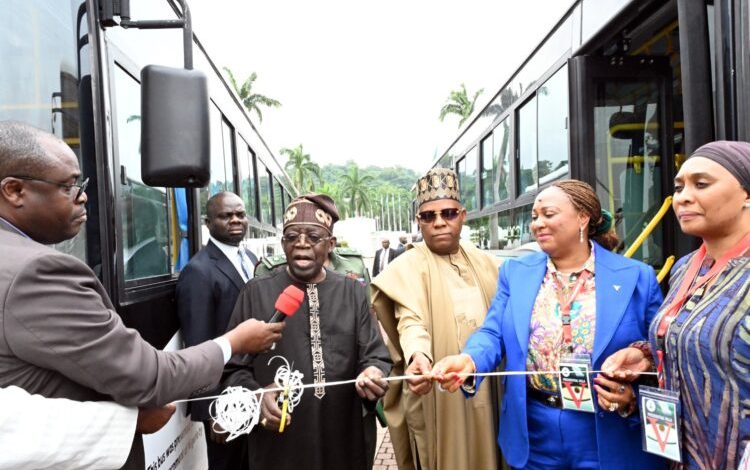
[372, 428, 397, 470]
[368, 254, 398, 470]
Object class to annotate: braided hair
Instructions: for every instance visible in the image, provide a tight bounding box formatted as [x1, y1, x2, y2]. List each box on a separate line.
[551, 179, 619, 251]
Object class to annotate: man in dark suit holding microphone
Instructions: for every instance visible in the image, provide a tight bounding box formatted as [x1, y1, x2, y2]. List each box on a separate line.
[176, 191, 258, 470]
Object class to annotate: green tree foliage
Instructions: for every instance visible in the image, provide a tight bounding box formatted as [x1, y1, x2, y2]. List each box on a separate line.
[224, 67, 281, 122]
[318, 162, 419, 227]
[277, 149, 419, 225]
[318, 181, 341, 201]
[281, 144, 322, 192]
[439, 84, 484, 128]
[339, 165, 374, 216]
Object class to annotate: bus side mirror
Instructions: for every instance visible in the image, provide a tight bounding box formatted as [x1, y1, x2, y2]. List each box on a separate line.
[141, 65, 210, 187]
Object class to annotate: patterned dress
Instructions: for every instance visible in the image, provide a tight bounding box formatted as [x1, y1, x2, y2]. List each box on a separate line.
[649, 252, 750, 469]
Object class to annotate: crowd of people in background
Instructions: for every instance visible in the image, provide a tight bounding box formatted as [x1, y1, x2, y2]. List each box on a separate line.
[0, 119, 748, 470]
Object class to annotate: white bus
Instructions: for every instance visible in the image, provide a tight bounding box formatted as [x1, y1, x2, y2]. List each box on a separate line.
[1, 1, 296, 468]
[426, 0, 749, 271]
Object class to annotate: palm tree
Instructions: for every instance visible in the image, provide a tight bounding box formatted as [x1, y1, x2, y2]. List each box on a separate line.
[318, 182, 340, 199]
[318, 182, 349, 217]
[223, 67, 281, 122]
[340, 165, 373, 217]
[281, 144, 322, 192]
[439, 84, 484, 128]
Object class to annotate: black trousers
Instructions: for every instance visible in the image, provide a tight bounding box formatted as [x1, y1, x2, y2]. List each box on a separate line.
[205, 422, 247, 470]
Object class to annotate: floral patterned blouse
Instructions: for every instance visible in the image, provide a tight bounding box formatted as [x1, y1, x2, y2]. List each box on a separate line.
[527, 247, 597, 393]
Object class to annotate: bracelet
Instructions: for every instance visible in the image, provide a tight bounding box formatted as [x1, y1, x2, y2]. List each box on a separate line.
[628, 340, 655, 371]
[618, 387, 637, 418]
[460, 354, 478, 393]
[628, 340, 652, 356]
[618, 402, 636, 418]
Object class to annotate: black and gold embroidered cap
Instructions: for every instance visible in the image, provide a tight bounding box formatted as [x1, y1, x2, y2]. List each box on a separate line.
[416, 167, 461, 208]
[283, 193, 340, 234]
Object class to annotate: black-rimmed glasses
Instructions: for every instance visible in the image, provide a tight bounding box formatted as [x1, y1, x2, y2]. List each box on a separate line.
[11, 175, 89, 201]
[282, 232, 330, 246]
[416, 208, 463, 224]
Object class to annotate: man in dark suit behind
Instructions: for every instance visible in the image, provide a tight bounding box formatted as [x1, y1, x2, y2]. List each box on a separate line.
[372, 238, 397, 277]
[395, 235, 409, 257]
[176, 191, 257, 470]
[0, 121, 284, 470]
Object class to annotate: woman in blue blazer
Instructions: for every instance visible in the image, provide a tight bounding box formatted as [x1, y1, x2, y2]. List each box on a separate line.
[434, 180, 666, 469]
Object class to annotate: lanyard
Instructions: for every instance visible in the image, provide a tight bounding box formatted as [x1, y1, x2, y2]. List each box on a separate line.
[552, 269, 590, 352]
[655, 231, 750, 387]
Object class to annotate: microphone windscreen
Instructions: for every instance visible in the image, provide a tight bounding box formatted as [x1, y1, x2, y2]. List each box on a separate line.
[274, 285, 305, 317]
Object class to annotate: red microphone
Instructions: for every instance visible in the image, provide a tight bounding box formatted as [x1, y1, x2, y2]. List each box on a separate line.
[268, 285, 305, 323]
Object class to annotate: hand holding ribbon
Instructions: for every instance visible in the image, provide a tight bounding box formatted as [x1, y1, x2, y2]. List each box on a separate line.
[405, 352, 434, 395]
[601, 347, 652, 382]
[260, 385, 287, 430]
[431, 353, 476, 393]
[355, 366, 388, 401]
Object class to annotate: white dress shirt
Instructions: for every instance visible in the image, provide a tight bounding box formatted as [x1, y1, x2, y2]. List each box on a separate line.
[207, 236, 249, 363]
[0, 386, 137, 470]
[209, 236, 254, 282]
[380, 248, 391, 272]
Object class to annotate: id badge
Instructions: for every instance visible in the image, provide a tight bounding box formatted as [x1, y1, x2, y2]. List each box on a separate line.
[639, 386, 681, 462]
[558, 355, 595, 413]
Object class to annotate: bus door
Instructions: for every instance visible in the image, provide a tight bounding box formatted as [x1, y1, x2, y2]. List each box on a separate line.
[569, 55, 677, 271]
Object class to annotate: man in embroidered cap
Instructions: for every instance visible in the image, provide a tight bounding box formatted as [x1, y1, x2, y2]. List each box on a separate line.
[371, 168, 504, 470]
[255, 194, 372, 290]
[222, 193, 392, 470]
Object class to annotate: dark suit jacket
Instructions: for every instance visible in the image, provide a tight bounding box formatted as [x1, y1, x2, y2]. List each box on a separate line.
[0, 223, 225, 470]
[176, 240, 257, 421]
[372, 247, 397, 277]
[464, 243, 666, 469]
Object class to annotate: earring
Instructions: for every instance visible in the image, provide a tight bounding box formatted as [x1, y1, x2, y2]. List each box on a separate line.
[579, 226, 584, 243]
[745, 203, 750, 209]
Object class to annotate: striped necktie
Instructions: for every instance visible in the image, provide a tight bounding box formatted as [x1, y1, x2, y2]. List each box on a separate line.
[237, 249, 251, 282]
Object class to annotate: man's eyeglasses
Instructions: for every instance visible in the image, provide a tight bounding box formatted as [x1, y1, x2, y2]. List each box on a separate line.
[282, 232, 329, 245]
[416, 208, 463, 224]
[11, 176, 89, 201]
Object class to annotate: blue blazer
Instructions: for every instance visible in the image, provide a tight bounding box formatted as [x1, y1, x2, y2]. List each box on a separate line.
[464, 242, 666, 469]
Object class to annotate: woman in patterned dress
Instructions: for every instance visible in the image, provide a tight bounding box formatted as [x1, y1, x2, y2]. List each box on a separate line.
[603, 141, 750, 469]
[433, 180, 666, 469]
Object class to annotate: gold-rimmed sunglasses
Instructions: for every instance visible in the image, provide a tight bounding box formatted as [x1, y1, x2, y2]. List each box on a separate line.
[416, 208, 464, 224]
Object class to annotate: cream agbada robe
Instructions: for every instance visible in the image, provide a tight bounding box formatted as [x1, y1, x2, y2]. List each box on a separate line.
[372, 240, 501, 470]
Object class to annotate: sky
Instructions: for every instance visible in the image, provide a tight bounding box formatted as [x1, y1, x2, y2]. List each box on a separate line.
[189, 1, 574, 171]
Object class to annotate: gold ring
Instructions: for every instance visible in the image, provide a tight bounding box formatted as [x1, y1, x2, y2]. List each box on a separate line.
[261, 418, 268, 427]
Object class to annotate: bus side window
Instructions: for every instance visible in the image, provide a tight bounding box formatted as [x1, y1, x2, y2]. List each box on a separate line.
[257, 161, 272, 225]
[198, 105, 235, 246]
[112, 65, 173, 281]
